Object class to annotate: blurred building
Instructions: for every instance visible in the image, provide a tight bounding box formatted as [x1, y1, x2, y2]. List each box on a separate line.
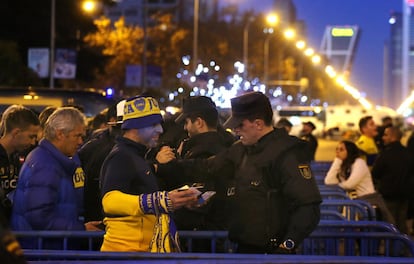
[103, 0, 218, 26]
[272, 0, 297, 28]
[178, 0, 218, 22]
[401, 0, 414, 108]
[385, 11, 403, 109]
[386, 1, 414, 110]
[104, 0, 178, 26]
[319, 25, 360, 77]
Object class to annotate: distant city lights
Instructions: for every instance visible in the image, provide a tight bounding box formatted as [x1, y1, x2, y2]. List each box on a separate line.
[171, 27, 374, 111]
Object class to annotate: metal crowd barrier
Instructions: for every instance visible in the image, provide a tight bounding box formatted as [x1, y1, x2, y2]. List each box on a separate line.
[317, 220, 399, 233]
[320, 191, 350, 200]
[320, 210, 348, 221]
[301, 231, 414, 257]
[318, 185, 345, 193]
[15, 222, 414, 258]
[321, 199, 377, 220]
[310, 161, 332, 174]
[24, 251, 414, 264]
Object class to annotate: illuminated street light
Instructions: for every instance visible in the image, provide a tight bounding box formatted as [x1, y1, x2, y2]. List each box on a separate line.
[311, 55, 321, 65]
[296, 40, 306, 50]
[243, 16, 254, 80]
[82, 0, 98, 13]
[263, 13, 279, 86]
[304, 48, 314, 57]
[50, 0, 55, 89]
[266, 13, 279, 26]
[283, 28, 296, 40]
[193, 0, 199, 71]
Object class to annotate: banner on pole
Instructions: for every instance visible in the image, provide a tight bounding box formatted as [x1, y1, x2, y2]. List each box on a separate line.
[28, 48, 49, 78]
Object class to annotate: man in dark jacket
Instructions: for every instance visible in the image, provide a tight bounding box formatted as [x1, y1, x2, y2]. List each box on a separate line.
[79, 100, 124, 224]
[156, 96, 235, 252]
[0, 105, 40, 221]
[300, 121, 318, 161]
[193, 92, 322, 254]
[372, 126, 414, 234]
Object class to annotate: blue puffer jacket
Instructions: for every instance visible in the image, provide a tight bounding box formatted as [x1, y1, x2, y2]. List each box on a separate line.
[11, 139, 85, 233]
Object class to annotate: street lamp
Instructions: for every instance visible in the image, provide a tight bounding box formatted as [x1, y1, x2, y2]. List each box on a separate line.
[263, 28, 273, 85]
[82, 0, 98, 13]
[193, 0, 199, 72]
[141, 0, 148, 90]
[50, 0, 56, 89]
[243, 16, 254, 80]
[263, 13, 278, 86]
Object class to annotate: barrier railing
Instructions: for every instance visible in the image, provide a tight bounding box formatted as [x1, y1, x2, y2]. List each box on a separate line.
[321, 199, 377, 220]
[317, 220, 399, 233]
[320, 191, 349, 200]
[301, 231, 414, 257]
[310, 161, 332, 174]
[23, 250, 414, 263]
[15, 223, 414, 257]
[321, 210, 348, 221]
[318, 185, 345, 193]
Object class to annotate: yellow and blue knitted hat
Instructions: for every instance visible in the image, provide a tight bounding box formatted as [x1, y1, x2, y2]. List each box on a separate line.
[121, 95, 163, 129]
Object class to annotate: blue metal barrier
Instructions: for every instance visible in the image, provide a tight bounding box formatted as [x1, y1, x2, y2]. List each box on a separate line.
[317, 220, 399, 233]
[310, 161, 332, 174]
[321, 199, 377, 220]
[14, 230, 105, 250]
[300, 231, 414, 257]
[320, 210, 348, 221]
[318, 185, 345, 193]
[14, 227, 414, 261]
[24, 251, 414, 264]
[320, 191, 350, 200]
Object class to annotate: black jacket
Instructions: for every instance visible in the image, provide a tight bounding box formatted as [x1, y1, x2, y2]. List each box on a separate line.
[201, 128, 322, 249]
[78, 127, 121, 222]
[157, 131, 235, 231]
[372, 141, 414, 200]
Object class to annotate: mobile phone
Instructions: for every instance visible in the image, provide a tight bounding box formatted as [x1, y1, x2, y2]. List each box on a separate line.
[198, 191, 216, 204]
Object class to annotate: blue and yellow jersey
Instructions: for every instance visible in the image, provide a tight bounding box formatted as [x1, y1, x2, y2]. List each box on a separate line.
[356, 135, 378, 167]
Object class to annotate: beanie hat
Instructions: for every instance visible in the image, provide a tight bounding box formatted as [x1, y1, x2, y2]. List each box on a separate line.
[121, 95, 163, 129]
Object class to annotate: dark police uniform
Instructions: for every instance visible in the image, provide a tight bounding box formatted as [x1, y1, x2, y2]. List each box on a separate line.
[0, 145, 21, 196]
[203, 128, 321, 253]
[0, 145, 23, 221]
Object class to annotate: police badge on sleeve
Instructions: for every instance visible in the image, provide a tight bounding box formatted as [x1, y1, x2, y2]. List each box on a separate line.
[298, 164, 312, 179]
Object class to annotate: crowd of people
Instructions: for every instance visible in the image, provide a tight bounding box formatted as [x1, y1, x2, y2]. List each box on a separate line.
[0, 91, 323, 260]
[324, 115, 414, 236]
[6, 90, 414, 259]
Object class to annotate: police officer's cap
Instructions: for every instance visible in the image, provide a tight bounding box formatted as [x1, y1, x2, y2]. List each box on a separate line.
[223, 92, 272, 129]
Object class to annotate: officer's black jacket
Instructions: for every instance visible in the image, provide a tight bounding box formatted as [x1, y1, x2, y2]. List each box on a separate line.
[183, 128, 321, 249]
[157, 131, 235, 231]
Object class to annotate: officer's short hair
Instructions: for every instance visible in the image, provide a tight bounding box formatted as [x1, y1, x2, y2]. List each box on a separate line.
[0, 105, 39, 136]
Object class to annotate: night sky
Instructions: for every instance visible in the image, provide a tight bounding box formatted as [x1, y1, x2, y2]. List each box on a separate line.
[230, 0, 402, 106]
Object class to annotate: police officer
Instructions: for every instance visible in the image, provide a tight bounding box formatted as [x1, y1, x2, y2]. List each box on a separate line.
[0, 105, 40, 220]
[193, 92, 322, 254]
